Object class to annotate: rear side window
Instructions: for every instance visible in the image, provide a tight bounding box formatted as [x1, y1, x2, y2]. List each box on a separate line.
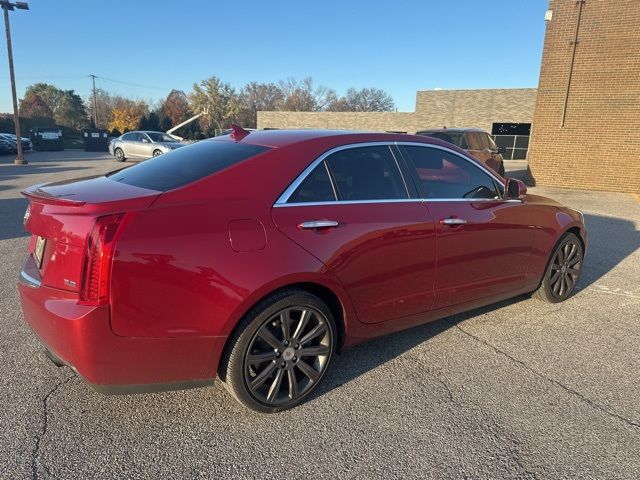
[288, 163, 336, 203]
[325, 146, 408, 201]
[402, 145, 500, 200]
[108, 140, 270, 191]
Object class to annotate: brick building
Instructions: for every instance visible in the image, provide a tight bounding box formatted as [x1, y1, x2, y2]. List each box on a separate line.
[528, 0, 640, 192]
[258, 88, 537, 157]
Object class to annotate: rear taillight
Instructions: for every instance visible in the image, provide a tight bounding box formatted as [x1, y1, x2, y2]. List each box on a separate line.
[80, 213, 126, 305]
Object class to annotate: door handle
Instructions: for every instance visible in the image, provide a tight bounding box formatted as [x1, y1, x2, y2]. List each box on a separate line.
[439, 218, 467, 226]
[297, 220, 339, 230]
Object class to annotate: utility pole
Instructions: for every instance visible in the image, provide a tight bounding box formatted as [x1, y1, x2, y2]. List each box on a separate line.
[1, 1, 29, 165]
[90, 74, 98, 128]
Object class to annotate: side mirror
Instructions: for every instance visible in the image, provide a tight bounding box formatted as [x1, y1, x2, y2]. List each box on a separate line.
[497, 146, 506, 155]
[505, 178, 527, 199]
[141, 138, 149, 143]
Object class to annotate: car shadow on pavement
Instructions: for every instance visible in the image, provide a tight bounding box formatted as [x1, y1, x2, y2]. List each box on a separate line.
[579, 213, 639, 289]
[0, 197, 29, 240]
[314, 295, 528, 401]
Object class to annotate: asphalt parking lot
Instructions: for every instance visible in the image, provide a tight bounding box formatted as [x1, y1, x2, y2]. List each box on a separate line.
[1, 152, 639, 479]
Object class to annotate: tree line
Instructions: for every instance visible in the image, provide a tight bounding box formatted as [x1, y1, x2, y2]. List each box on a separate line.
[15, 77, 395, 138]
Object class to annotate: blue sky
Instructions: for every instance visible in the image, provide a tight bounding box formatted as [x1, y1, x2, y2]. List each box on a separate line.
[1, 0, 548, 113]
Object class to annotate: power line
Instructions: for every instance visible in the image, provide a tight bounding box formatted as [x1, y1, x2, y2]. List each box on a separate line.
[92, 75, 171, 92]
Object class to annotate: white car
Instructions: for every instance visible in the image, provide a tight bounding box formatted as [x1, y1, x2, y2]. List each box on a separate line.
[108, 131, 184, 162]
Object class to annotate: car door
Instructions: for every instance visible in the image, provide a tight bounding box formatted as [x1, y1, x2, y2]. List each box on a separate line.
[139, 133, 155, 158]
[398, 143, 533, 308]
[122, 132, 141, 157]
[272, 143, 437, 324]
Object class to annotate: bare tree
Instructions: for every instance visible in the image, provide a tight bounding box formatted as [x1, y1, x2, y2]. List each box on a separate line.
[327, 87, 395, 112]
[237, 82, 284, 128]
[278, 77, 334, 112]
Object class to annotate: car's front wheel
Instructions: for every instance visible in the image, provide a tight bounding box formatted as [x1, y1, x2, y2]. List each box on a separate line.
[221, 289, 336, 413]
[114, 147, 126, 162]
[533, 232, 584, 303]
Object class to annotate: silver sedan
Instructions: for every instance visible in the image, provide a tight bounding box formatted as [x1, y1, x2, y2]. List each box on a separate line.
[109, 131, 185, 162]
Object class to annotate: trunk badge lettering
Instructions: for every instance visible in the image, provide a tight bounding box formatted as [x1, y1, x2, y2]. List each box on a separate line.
[64, 279, 77, 287]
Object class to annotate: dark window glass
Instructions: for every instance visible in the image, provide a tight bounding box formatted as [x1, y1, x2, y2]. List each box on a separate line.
[417, 131, 467, 149]
[107, 140, 270, 191]
[288, 163, 336, 203]
[402, 146, 500, 200]
[325, 146, 408, 201]
[121, 133, 135, 141]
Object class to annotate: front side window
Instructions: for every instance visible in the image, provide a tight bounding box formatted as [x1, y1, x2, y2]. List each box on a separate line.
[401, 145, 500, 200]
[121, 133, 134, 141]
[147, 132, 179, 143]
[325, 145, 408, 201]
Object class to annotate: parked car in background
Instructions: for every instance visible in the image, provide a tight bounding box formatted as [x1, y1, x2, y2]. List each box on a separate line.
[108, 131, 184, 162]
[0, 137, 17, 155]
[19, 128, 586, 412]
[416, 127, 505, 176]
[0, 133, 32, 151]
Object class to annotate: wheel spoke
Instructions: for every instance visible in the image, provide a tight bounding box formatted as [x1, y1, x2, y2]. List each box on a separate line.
[296, 359, 319, 382]
[266, 368, 285, 402]
[247, 351, 277, 365]
[565, 273, 575, 291]
[568, 255, 581, 267]
[566, 243, 577, 261]
[258, 328, 282, 350]
[552, 276, 561, 294]
[550, 271, 560, 286]
[557, 248, 565, 265]
[559, 276, 566, 296]
[249, 361, 277, 391]
[280, 310, 292, 341]
[300, 323, 327, 345]
[551, 264, 561, 272]
[287, 367, 299, 399]
[300, 345, 330, 357]
[292, 309, 311, 340]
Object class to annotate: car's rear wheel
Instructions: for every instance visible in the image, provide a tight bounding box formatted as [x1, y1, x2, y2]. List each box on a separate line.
[221, 289, 336, 413]
[533, 232, 583, 303]
[152, 149, 163, 157]
[114, 147, 126, 162]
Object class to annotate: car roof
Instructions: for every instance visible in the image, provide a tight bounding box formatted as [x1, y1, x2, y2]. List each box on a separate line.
[210, 129, 445, 149]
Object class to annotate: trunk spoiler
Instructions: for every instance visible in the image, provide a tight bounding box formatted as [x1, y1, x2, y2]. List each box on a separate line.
[21, 185, 86, 207]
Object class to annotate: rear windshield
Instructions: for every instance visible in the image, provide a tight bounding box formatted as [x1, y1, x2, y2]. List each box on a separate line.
[417, 131, 466, 149]
[107, 140, 271, 191]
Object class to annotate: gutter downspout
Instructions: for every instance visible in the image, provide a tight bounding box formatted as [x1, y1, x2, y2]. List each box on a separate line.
[560, 0, 586, 127]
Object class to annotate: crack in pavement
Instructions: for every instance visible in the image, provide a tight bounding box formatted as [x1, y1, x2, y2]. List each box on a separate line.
[455, 324, 640, 430]
[30, 376, 72, 480]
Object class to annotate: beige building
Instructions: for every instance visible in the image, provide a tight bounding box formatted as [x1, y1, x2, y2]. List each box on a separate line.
[258, 88, 537, 136]
[527, 0, 640, 193]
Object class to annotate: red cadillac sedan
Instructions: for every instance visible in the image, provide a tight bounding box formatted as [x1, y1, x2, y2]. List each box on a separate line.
[18, 128, 586, 412]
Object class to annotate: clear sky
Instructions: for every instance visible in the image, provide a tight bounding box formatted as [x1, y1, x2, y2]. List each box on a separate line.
[1, 0, 548, 113]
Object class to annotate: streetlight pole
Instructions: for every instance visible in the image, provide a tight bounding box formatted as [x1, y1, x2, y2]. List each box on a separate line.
[1, 1, 29, 165]
[90, 74, 98, 128]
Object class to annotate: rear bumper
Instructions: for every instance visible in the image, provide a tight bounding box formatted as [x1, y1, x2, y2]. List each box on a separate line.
[18, 258, 226, 393]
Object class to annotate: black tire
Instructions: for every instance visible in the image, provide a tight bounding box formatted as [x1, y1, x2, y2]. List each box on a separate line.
[152, 149, 163, 157]
[533, 232, 584, 303]
[498, 163, 505, 177]
[114, 147, 126, 162]
[221, 289, 336, 413]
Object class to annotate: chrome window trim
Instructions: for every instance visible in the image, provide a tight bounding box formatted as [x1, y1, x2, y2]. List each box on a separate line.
[274, 141, 522, 207]
[275, 142, 410, 205]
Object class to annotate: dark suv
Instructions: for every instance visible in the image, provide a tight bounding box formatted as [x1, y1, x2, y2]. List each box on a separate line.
[416, 128, 505, 176]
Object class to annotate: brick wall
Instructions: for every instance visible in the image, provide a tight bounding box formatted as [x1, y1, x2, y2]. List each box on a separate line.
[257, 88, 536, 134]
[414, 89, 537, 132]
[528, 0, 640, 192]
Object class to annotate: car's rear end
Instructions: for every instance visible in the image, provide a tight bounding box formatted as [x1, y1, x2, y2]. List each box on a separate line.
[18, 176, 224, 392]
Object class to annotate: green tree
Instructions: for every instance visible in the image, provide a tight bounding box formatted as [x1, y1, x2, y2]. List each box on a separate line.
[189, 76, 239, 136]
[163, 89, 191, 126]
[19, 91, 53, 119]
[20, 83, 88, 129]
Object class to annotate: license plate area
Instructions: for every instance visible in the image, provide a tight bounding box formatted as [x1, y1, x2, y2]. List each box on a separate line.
[34, 236, 46, 269]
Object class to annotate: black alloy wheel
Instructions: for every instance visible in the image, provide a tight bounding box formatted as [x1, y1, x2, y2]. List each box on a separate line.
[222, 290, 336, 412]
[534, 232, 584, 303]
